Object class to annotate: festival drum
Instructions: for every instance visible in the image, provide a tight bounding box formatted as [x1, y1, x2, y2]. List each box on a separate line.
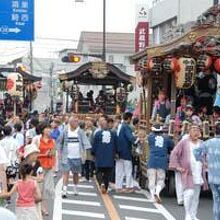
[175, 58, 196, 89]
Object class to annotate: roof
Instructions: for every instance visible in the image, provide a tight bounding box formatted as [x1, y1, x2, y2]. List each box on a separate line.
[131, 25, 220, 62]
[59, 62, 134, 86]
[77, 31, 135, 54]
[131, 5, 220, 62]
[0, 67, 42, 82]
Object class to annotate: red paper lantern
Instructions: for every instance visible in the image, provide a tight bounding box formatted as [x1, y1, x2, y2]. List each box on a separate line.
[214, 58, 220, 73]
[163, 57, 179, 73]
[147, 57, 162, 73]
[197, 54, 212, 71]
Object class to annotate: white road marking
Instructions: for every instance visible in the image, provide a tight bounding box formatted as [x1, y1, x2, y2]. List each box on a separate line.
[135, 190, 176, 220]
[62, 199, 101, 206]
[154, 203, 176, 220]
[114, 195, 151, 203]
[68, 184, 94, 189]
[53, 178, 63, 220]
[67, 191, 97, 196]
[119, 205, 160, 213]
[125, 217, 151, 220]
[62, 209, 105, 218]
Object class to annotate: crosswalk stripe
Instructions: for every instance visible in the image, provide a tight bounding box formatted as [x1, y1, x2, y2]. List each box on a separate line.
[119, 205, 160, 213]
[67, 191, 97, 196]
[113, 195, 151, 203]
[62, 209, 105, 218]
[68, 184, 94, 189]
[125, 217, 151, 220]
[154, 203, 176, 220]
[62, 199, 101, 206]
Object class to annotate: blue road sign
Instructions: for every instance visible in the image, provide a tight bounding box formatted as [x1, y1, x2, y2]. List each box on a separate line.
[0, 0, 34, 41]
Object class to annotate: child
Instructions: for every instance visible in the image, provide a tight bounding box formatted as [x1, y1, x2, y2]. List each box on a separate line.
[0, 163, 41, 220]
[24, 144, 43, 220]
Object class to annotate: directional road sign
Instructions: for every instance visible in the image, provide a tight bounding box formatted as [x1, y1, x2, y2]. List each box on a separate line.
[0, 0, 34, 41]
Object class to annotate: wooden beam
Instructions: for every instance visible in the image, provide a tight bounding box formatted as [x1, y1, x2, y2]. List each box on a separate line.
[170, 74, 176, 118]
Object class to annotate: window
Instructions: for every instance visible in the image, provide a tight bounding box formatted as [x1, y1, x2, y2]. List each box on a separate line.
[108, 55, 114, 63]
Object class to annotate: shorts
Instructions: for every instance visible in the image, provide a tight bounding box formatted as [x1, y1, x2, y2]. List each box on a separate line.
[62, 158, 82, 174]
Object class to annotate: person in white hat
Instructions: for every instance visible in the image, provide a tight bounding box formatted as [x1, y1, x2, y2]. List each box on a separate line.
[24, 144, 43, 181]
[147, 124, 174, 203]
[24, 144, 43, 220]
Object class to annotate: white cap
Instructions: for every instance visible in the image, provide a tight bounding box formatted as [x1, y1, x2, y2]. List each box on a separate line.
[24, 144, 40, 158]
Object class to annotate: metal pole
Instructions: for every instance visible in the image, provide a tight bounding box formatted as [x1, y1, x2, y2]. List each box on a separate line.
[214, 0, 219, 5]
[50, 63, 54, 113]
[30, 42, 33, 75]
[102, 0, 106, 62]
[29, 41, 33, 111]
[177, 0, 181, 25]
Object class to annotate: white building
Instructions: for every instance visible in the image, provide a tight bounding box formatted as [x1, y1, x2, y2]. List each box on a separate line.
[150, 0, 214, 44]
[77, 31, 135, 75]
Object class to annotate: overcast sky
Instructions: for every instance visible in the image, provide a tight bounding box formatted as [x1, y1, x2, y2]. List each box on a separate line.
[36, 0, 152, 39]
[0, 0, 153, 63]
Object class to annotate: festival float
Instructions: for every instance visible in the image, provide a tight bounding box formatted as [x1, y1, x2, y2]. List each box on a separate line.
[59, 61, 135, 119]
[131, 4, 220, 193]
[0, 65, 42, 118]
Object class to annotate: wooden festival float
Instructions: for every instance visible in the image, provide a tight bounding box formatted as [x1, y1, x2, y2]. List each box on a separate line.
[131, 5, 220, 192]
[131, 4, 220, 139]
[59, 61, 135, 119]
[0, 65, 42, 118]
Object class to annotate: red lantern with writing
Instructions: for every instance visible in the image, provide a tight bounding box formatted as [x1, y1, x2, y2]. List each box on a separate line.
[214, 58, 220, 73]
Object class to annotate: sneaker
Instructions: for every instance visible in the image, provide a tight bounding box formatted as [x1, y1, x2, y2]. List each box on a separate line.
[80, 177, 86, 182]
[62, 190, 67, 198]
[73, 186, 78, 196]
[178, 202, 184, 206]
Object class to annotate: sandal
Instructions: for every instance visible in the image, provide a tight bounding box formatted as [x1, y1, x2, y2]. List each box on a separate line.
[41, 210, 49, 216]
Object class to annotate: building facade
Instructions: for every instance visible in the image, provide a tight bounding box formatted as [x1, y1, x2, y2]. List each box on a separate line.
[150, 0, 214, 45]
[77, 31, 135, 75]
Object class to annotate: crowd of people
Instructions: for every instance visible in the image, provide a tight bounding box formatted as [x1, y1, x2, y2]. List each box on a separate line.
[0, 106, 219, 220]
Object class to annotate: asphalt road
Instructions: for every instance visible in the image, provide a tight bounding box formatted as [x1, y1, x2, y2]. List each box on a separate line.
[7, 176, 213, 220]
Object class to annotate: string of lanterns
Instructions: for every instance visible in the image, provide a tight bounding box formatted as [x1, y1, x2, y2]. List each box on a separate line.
[137, 54, 220, 89]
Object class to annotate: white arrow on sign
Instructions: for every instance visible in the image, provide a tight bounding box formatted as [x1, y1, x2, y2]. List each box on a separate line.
[9, 27, 21, 33]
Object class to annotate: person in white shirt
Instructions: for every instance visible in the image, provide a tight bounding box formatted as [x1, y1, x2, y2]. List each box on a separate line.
[0, 126, 19, 167]
[59, 117, 91, 197]
[0, 146, 8, 194]
[13, 123, 24, 158]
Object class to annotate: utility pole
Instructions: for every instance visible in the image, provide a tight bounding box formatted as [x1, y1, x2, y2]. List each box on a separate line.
[102, 0, 106, 62]
[29, 41, 33, 111]
[50, 63, 54, 113]
[214, 0, 219, 5]
[29, 42, 33, 75]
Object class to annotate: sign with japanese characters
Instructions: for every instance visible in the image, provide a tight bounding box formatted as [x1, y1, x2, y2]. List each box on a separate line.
[6, 73, 23, 97]
[135, 22, 149, 53]
[0, 0, 34, 41]
[135, 22, 149, 70]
